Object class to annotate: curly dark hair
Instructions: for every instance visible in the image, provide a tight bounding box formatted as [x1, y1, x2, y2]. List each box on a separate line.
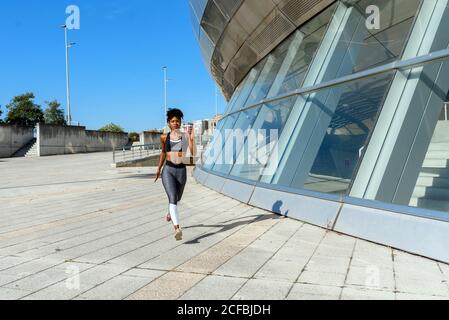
[166, 108, 184, 123]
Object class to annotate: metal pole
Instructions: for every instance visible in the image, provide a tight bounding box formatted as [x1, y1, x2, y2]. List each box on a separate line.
[215, 86, 219, 117]
[64, 26, 72, 126]
[445, 103, 448, 121]
[163, 66, 167, 130]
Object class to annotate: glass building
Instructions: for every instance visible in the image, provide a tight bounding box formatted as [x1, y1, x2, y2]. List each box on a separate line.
[189, 0, 449, 262]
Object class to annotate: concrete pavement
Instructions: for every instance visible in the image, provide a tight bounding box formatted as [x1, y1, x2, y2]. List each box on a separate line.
[0, 152, 448, 300]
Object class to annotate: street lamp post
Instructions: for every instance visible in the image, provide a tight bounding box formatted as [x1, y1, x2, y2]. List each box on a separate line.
[215, 86, 219, 117]
[162, 66, 168, 130]
[62, 25, 75, 126]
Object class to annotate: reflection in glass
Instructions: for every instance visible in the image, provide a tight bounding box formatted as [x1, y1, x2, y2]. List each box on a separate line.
[201, 0, 227, 44]
[297, 72, 395, 195]
[275, 6, 334, 96]
[409, 103, 449, 212]
[322, 0, 421, 81]
[202, 113, 239, 170]
[243, 40, 292, 107]
[212, 107, 261, 175]
[230, 97, 297, 181]
[227, 58, 268, 113]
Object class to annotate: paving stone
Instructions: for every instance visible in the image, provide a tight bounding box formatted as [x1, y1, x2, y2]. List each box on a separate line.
[213, 247, 274, 278]
[127, 272, 205, 300]
[180, 275, 247, 300]
[298, 270, 347, 287]
[121, 268, 165, 280]
[0, 287, 32, 300]
[341, 287, 395, 300]
[346, 266, 395, 291]
[3, 268, 69, 291]
[21, 281, 97, 300]
[305, 256, 351, 274]
[77, 264, 130, 286]
[254, 259, 306, 282]
[0, 274, 23, 286]
[79, 275, 154, 300]
[396, 293, 449, 300]
[396, 277, 449, 297]
[232, 279, 291, 300]
[286, 283, 341, 300]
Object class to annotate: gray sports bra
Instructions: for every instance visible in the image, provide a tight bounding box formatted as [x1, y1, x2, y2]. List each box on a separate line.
[165, 132, 188, 153]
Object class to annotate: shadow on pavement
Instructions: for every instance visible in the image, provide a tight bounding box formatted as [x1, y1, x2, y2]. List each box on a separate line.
[183, 213, 281, 245]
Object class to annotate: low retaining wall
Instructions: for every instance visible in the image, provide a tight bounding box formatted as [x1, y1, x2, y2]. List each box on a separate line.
[140, 131, 162, 145]
[37, 124, 85, 156]
[0, 125, 34, 158]
[85, 130, 129, 152]
[37, 124, 129, 157]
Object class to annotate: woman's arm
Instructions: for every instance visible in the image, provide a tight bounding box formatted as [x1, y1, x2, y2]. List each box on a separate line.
[187, 127, 197, 158]
[155, 134, 167, 182]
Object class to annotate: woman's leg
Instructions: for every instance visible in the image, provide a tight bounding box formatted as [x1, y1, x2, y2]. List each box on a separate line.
[162, 166, 180, 227]
[175, 167, 188, 203]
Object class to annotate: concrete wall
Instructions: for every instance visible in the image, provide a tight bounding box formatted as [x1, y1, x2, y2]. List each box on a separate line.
[86, 130, 129, 152]
[0, 125, 34, 158]
[37, 124, 85, 156]
[140, 131, 162, 145]
[37, 124, 129, 157]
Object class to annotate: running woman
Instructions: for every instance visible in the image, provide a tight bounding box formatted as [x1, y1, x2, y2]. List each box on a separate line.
[155, 108, 196, 241]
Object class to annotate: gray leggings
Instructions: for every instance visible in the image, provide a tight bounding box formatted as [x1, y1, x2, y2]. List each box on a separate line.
[162, 163, 187, 205]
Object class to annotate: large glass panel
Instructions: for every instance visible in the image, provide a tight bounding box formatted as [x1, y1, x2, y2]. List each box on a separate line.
[243, 39, 292, 107]
[320, 0, 421, 84]
[410, 103, 449, 213]
[189, 0, 201, 41]
[212, 107, 261, 175]
[199, 29, 215, 64]
[299, 72, 395, 195]
[201, 0, 228, 44]
[202, 113, 239, 170]
[230, 97, 297, 181]
[274, 6, 334, 96]
[227, 58, 268, 113]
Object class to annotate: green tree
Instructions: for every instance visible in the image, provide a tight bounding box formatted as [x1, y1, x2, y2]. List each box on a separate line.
[6, 93, 44, 127]
[128, 132, 140, 143]
[0, 105, 3, 124]
[44, 100, 67, 126]
[99, 123, 125, 133]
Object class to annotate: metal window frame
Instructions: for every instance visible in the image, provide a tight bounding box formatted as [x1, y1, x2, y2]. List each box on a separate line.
[197, 165, 449, 223]
[220, 47, 449, 120]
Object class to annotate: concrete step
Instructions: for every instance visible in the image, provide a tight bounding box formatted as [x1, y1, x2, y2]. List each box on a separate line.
[425, 150, 449, 159]
[410, 197, 449, 212]
[422, 158, 449, 168]
[420, 167, 449, 178]
[416, 175, 449, 188]
[413, 185, 449, 201]
[12, 138, 37, 158]
[427, 143, 449, 151]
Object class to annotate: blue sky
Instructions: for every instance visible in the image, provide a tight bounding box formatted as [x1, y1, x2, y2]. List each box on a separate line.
[0, 0, 226, 132]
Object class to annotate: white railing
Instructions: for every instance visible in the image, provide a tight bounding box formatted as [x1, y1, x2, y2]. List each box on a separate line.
[113, 143, 162, 164]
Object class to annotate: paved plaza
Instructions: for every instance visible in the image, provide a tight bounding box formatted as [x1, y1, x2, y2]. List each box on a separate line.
[0, 152, 449, 300]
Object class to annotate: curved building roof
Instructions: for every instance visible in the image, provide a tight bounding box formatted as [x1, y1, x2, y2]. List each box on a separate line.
[189, 0, 336, 100]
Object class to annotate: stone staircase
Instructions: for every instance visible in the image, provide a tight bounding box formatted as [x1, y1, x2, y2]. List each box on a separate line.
[410, 142, 449, 212]
[12, 138, 38, 158]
